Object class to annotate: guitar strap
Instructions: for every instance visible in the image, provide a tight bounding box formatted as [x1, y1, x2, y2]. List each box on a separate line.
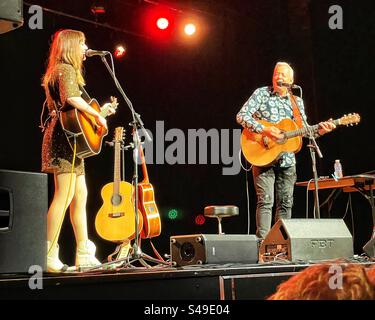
[79, 85, 91, 102]
[289, 94, 303, 129]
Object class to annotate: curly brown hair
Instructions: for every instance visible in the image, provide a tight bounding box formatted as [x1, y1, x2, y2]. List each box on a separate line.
[268, 263, 375, 300]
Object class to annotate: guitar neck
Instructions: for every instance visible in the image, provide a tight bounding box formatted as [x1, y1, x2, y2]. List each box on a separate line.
[114, 141, 121, 194]
[100, 105, 110, 118]
[99, 100, 117, 118]
[285, 118, 341, 139]
[139, 146, 149, 183]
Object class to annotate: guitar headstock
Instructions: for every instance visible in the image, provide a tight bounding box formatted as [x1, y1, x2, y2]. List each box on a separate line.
[338, 113, 361, 126]
[114, 127, 125, 143]
[110, 96, 119, 110]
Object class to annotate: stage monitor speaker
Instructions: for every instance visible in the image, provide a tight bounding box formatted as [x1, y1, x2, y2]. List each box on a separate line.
[259, 219, 353, 262]
[0, 169, 47, 273]
[363, 238, 375, 258]
[0, 0, 23, 34]
[170, 234, 259, 267]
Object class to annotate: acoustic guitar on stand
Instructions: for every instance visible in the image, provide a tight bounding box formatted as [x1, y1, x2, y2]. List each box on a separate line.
[241, 113, 361, 167]
[95, 127, 143, 243]
[138, 144, 161, 239]
[60, 96, 118, 159]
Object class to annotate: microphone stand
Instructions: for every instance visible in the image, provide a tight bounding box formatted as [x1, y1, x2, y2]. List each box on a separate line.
[289, 87, 323, 219]
[98, 54, 166, 268]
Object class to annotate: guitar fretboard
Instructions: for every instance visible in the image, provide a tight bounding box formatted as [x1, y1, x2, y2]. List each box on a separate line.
[114, 141, 121, 195]
[100, 105, 111, 118]
[284, 119, 341, 139]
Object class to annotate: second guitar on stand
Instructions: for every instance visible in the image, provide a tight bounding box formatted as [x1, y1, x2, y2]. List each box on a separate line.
[138, 143, 161, 239]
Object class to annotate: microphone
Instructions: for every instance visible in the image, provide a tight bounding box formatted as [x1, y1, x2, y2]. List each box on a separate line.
[276, 81, 299, 89]
[85, 49, 110, 57]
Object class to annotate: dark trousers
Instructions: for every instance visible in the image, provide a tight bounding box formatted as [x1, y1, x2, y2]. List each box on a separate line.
[252, 165, 297, 239]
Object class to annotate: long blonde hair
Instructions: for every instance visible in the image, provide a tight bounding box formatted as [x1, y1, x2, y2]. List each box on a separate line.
[42, 29, 86, 89]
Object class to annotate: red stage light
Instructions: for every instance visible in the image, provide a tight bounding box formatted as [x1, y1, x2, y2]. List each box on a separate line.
[156, 17, 169, 30]
[142, 6, 175, 40]
[91, 7, 106, 14]
[91, 0, 106, 15]
[114, 46, 126, 58]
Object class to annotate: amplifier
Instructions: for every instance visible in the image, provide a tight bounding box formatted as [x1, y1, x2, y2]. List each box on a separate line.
[259, 219, 353, 262]
[170, 234, 259, 266]
[0, 169, 47, 273]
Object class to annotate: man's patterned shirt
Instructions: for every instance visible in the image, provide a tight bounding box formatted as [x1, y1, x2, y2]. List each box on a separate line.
[237, 86, 308, 168]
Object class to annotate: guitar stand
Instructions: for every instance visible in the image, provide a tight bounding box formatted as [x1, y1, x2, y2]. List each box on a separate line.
[122, 245, 170, 269]
[95, 53, 169, 270]
[84, 247, 169, 272]
[94, 130, 169, 271]
[119, 126, 170, 269]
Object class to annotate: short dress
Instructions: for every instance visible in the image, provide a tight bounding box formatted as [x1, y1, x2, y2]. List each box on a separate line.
[41, 63, 85, 175]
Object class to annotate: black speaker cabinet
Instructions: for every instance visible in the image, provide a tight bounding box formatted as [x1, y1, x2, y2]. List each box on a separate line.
[170, 234, 259, 266]
[259, 219, 353, 262]
[363, 237, 375, 258]
[0, 0, 23, 34]
[0, 169, 47, 273]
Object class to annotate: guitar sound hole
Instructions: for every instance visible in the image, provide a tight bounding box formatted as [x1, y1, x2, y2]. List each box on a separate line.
[111, 194, 122, 206]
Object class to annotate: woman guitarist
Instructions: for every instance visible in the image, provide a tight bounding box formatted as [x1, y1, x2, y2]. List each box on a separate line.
[41, 29, 115, 272]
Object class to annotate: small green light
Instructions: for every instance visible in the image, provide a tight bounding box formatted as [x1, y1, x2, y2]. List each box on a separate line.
[168, 209, 178, 220]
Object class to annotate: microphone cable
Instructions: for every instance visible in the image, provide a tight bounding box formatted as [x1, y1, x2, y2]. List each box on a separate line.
[239, 148, 253, 235]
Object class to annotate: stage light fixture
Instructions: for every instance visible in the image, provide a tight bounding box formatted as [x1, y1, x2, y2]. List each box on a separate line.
[184, 23, 196, 36]
[91, 0, 106, 15]
[114, 45, 126, 58]
[156, 17, 169, 30]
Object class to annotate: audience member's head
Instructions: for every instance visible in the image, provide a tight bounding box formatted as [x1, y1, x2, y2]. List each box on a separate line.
[367, 265, 375, 286]
[268, 263, 375, 300]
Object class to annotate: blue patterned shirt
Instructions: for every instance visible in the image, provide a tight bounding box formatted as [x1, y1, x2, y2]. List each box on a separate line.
[236, 86, 308, 168]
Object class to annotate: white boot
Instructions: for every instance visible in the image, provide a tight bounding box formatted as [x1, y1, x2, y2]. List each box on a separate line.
[75, 239, 101, 269]
[47, 241, 68, 272]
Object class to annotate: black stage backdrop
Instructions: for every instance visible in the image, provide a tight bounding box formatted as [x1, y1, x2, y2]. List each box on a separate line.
[0, 0, 373, 264]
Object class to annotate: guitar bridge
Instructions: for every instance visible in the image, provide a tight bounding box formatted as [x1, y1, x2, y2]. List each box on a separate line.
[108, 212, 125, 218]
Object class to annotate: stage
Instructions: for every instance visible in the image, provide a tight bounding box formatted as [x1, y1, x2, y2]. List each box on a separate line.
[1, 0, 375, 303]
[0, 259, 374, 300]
